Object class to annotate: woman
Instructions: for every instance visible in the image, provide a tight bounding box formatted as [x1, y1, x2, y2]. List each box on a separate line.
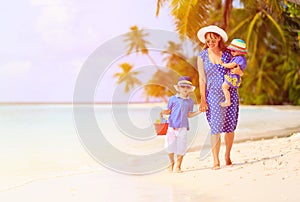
[197, 25, 243, 170]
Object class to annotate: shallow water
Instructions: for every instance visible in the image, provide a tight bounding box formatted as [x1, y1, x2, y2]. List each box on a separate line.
[0, 104, 299, 190]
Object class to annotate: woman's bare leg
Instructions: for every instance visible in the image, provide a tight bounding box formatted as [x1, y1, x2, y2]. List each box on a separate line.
[224, 132, 234, 165]
[211, 134, 221, 169]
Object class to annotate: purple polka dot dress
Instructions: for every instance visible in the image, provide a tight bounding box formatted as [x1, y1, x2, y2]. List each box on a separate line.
[199, 49, 239, 135]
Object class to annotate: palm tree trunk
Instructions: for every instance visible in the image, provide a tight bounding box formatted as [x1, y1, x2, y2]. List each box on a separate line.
[223, 0, 233, 31]
[146, 54, 160, 70]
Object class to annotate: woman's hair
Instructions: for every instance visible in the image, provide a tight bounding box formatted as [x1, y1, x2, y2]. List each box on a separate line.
[202, 32, 227, 51]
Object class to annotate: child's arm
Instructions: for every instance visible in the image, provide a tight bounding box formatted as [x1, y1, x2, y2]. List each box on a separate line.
[220, 60, 244, 76]
[188, 110, 202, 118]
[220, 61, 237, 69]
[160, 109, 171, 118]
[231, 65, 244, 76]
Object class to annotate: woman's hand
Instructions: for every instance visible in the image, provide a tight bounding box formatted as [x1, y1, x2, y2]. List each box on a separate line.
[199, 100, 208, 112]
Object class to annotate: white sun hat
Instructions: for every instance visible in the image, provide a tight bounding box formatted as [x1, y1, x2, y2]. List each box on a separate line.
[174, 76, 196, 92]
[197, 25, 228, 43]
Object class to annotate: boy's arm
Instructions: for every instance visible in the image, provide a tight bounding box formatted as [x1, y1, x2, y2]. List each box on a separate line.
[160, 109, 171, 118]
[188, 110, 202, 118]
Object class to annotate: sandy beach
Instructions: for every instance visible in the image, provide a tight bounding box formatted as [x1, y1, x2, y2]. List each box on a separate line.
[1, 104, 300, 202]
[1, 132, 299, 202]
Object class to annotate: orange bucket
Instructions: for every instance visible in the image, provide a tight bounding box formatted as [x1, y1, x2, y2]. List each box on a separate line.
[154, 123, 168, 135]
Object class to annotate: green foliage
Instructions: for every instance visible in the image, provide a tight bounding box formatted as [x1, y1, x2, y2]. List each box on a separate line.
[115, 0, 300, 105]
[227, 0, 300, 105]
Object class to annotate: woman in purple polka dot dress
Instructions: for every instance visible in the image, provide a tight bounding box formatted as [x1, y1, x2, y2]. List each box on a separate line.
[196, 25, 244, 170]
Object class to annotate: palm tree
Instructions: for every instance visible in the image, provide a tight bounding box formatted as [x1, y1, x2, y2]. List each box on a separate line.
[142, 41, 184, 101]
[239, 51, 283, 104]
[156, 0, 213, 41]
[124, 25, 159, 68]
[222, 0, 233, 30]
[283, 49, 300, 104]
[229, 2, 287, 59]
[155, 0, 300, 105]
[226, 0, 298, 104]
[162, 41, 184, 67]
[114, 0, 299, 104]
[143, 69, 175, 102]
[281, 2, 300, 104]
[113, 63, 142, 93]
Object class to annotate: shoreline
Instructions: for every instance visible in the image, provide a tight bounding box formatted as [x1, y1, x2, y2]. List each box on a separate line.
[2, 129, 299, 193]
[1, 105, 300, 201]
[234, 125, 300, 142]
[1, 133, 299, 202]
[0, 102, 300, 108]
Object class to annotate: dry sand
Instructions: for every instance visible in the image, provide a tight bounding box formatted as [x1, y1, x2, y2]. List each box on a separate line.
[1, 133, 299, 202]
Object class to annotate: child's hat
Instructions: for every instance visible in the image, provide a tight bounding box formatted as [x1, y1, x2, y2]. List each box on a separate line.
[174, 76, 196, 92]
[227, 39, 247, 54]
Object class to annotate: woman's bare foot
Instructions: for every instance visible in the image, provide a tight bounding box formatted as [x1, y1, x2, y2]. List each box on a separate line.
[225, 158, 232, 166]
[220, 101, 231, 107]
[225, 154, 232, 166]
[175, 167, 183, 173]
[212, 159, 220, 170]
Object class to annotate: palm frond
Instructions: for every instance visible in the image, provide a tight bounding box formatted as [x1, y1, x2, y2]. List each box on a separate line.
[228, 15, 252, 37]
[246, 12, 261, 46]
[264, 10, 287, 50]
[169, 0, 211, 41]
[156, 0, 168, 16]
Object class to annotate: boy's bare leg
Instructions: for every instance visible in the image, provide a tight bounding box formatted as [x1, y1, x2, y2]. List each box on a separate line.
[211, 134, 221, 170]
[167, 153, 175, 172]
[220, 82, 231, 107]
[175, 155, 184, 173]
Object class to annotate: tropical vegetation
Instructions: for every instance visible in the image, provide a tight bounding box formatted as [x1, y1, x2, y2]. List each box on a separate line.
[113, 0, 300, 105]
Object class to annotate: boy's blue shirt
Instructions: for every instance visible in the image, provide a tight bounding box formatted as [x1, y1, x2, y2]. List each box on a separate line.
[167, 94, 194, 130]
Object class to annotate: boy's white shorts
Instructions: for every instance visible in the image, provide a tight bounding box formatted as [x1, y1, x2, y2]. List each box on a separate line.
[165, 127, 187, 155]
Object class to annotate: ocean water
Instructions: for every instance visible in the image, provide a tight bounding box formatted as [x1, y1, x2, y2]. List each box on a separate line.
[0, 104, 300, 190]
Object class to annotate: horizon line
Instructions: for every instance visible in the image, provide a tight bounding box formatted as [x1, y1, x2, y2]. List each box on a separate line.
[0, 101, 166, 105]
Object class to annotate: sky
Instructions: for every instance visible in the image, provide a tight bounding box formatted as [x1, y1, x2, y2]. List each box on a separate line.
[0, 0, 176, 103]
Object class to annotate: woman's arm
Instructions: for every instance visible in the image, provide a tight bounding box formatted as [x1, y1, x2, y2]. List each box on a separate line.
[197, 56, 208, 112]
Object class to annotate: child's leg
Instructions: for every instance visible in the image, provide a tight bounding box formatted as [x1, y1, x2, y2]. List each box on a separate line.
[175, 128, 187, 173]
[168, 153, 175, 172]
[175, 155, 184, 173]
[165, 128, 176, 172]
[220, 82, 231, 107]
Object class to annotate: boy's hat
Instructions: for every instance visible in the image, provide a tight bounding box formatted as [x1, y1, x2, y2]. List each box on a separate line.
[197, 25, 228, 43]
[174, 76, 196, 92]
[227, 39, 247, 54]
